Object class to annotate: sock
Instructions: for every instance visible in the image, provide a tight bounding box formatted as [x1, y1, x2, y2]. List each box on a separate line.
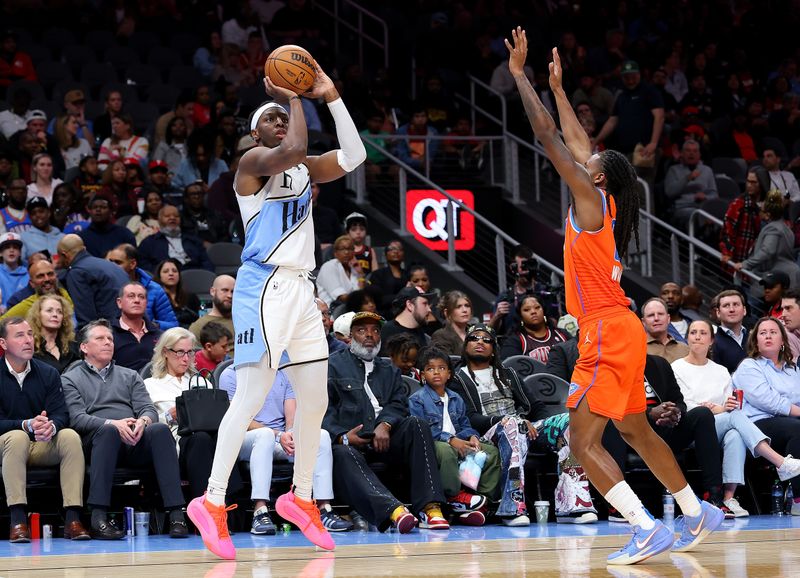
[604, 481, 655, 530]
[422, 502, 442, 516]
[9, 505, 26, 526]
[293, 485, 313, 502]
[206, 484, 227, 507]
[390, 505, 408, 523]
[65, 507, 81, 525]
[90, 507, 107, 528]
[254, 505, 269, 517]
[169, 509, 185, 523]
[673, 484, 702, 517]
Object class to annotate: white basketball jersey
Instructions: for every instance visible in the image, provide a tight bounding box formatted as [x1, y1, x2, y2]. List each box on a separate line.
[236, 163, 316, 270]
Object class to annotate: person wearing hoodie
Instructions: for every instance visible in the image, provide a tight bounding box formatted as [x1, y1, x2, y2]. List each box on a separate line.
[0, 233, 28, 311]
[106, 244, 179, 330]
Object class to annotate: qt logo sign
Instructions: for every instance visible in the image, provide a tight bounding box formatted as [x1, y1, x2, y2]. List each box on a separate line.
[406, 190, 475, 251]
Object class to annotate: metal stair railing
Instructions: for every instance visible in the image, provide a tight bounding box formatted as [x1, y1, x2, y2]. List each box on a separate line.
[353, 134, 565, 299]
[312, 0, 389, 70]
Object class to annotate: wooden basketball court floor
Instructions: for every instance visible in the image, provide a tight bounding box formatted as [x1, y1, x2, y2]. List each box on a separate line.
[0, 515, 798, 578]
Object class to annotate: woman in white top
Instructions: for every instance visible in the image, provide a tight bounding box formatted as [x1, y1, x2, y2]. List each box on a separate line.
[54, 114, 93, 170]
[97, 113, 149, 170]
[144, 327, 242, 500]
[671, 319, 800, 517]
[26, 153, 63, 205]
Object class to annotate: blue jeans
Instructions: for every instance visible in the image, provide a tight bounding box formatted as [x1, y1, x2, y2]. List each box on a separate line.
[715, 410, 769, 486]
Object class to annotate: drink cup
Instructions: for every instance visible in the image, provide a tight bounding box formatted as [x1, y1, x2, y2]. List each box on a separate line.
[134, 512, 150, 537]
[735, 389, 744, 409]
[533, 500, 549, 524]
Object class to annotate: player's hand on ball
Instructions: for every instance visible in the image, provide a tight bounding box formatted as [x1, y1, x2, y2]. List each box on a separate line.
[505, 26, 528, 76]
[549, 47, 563, 93]
[264, 75, 298, 105]
[305, 59, 336, 100]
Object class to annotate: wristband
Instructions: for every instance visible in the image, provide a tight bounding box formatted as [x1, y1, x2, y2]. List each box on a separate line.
[341, 434, 349, 446]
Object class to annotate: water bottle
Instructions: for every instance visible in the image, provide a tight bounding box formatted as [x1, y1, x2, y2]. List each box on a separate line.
[198, 300, 208, 318]
[785, 485, 795, 515]
[771, 480, 784, 515]
[662, 492, 675, 524]
[231, 228, 241, 245]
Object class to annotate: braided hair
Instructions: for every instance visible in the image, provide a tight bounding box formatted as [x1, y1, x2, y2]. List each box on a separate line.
[462, 334, 513, 395]
[599, 149, 640, 261]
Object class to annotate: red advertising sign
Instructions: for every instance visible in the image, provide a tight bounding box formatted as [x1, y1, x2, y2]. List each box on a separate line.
[406, 189, 475, 251]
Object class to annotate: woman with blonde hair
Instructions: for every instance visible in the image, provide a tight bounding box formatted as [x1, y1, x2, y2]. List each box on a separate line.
[26, 153, 63, 205]
[144, 328, 241, 500]
[54, 114, 93, 170]
[27, 294, 80, 373]
[431, 290, 473, 356]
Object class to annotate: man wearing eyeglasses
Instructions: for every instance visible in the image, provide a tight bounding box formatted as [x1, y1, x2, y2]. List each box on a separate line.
[110, 282, 163, 372]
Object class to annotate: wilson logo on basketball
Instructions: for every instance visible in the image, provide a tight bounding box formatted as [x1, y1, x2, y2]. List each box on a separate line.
[291, 53, 313, 67]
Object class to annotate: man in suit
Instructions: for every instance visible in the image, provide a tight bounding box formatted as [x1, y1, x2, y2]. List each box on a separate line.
[712, 289, 749, 373]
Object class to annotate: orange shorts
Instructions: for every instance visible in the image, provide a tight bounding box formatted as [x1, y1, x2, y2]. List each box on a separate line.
[566, 307, 647, 421]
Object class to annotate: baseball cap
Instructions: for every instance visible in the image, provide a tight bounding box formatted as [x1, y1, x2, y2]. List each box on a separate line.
[621, 60, 640, 75]
[124, 158, 140, 167]
[465, 323, 497, 343]
[64, 89, 86, 104]
[26, 196, 49, 211]
[392, 286, 436, 309]
[349, 311, 385, 328]
[759, 271, 791, 289]
[148, 160, 169, 172]
[237, 134, 257, 153]
[25, 109, 47, 124]
[0, 232, 23, 249]
[344, 212, 367, 230]
[332, 311, 356, 337]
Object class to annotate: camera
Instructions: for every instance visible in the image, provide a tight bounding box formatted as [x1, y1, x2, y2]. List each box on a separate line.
[509, 258, 538, 280]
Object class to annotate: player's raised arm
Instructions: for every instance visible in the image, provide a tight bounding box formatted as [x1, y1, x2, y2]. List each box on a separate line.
[236, 76, 308, 193]
[506, 28, 598, 210]
[305, 61, 366, 183]
[549, 47, 592, 165]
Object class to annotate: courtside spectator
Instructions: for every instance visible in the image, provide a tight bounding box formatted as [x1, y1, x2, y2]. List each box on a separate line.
[720, 168, 768, 272]
[27, 294, 79, 373]
[661, 281, 692, 342]
[0, 316, 88, 543]
[3, 259, 71, 318]
[781, 290, 800, 360]
[763, 147, 800, 201]
[384, 333, 421, 380]
[317, 298, 346, 354]
[316, 235, 364, 307]
[61, 320, 188, 539]
[499, 294, 569, 362]
[110, 282, 162, 372]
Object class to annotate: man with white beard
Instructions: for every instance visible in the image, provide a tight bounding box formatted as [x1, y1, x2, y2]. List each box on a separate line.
[323, 312, 448, 533]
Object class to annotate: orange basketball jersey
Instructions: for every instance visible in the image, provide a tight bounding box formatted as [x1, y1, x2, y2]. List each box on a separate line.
[563, 188, 631, 320]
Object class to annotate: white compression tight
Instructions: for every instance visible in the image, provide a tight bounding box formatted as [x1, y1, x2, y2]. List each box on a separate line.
[206, 357, 329, 505]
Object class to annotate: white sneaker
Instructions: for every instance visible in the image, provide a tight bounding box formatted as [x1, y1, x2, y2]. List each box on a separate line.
[777, 455, 800, 481]
[722, 497, 749, 518]
[501, 514, 530, 526]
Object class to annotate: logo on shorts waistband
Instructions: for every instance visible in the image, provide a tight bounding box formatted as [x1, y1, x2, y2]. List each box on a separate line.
[237, 328, 255, 345]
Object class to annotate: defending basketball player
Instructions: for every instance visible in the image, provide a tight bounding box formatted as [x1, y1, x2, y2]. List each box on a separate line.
[186, 62, 366, 559]
[506, 28, 723, 565]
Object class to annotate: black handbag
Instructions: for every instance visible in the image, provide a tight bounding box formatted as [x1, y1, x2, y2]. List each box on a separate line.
[175, 368, 230, 437]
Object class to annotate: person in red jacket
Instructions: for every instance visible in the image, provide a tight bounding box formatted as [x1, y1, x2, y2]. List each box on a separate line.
[0, 31, 37, 89]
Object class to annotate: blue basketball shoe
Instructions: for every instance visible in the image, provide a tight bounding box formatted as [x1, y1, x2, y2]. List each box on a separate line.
[671, 500, 724, 552]
[607, 510, 674, 565]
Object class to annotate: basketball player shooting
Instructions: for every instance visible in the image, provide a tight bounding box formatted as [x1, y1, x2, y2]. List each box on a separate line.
[505, 27, 723, 565]
[187, 60, 366, 559]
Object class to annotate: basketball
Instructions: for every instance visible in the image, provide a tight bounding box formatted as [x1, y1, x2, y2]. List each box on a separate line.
[264, 45, 317, 95]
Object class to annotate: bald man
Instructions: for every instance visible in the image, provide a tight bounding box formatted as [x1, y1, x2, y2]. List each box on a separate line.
[0, 260, 74, 322]
[137, 205, 215, 273]
[188, 274, 235, 350]
[56, 235, 130, 328]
